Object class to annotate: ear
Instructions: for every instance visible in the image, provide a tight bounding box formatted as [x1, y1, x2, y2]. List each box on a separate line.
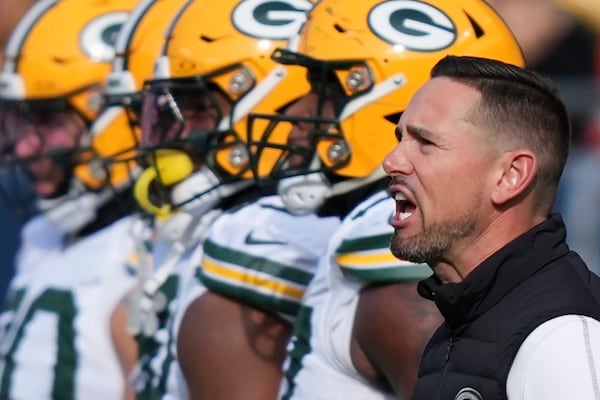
[491, 150, 537, 206]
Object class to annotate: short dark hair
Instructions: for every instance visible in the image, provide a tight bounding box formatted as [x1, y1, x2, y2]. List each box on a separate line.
[431, 55, 571, 213]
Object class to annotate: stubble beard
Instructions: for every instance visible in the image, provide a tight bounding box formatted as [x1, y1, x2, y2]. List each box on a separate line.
[390, 206, 478, 265]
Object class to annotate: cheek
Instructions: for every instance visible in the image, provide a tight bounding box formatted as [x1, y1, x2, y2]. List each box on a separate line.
[183, 112, 218, 133]
[447, 158, 489, 205]
[420, 157, 481, 210]
[14, 135, 39, 156]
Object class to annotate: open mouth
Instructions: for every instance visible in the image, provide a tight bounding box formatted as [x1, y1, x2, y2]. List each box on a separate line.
[394, 191, 417, 222]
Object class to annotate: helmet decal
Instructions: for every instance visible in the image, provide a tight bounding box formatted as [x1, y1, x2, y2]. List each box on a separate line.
[80, 12, 129, 62]
[368, 0, 456, 51]
[232, 0, 313, 39]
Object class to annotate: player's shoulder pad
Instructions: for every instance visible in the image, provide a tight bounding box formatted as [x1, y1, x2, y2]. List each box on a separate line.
[199, 195, 340, 320]
[336, 190, 432, 283]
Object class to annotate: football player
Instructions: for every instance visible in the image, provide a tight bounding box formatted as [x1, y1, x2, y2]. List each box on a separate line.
[0, 0, 141, 398]
[123, 0, 338, 399]
[246, 0, 525, 398]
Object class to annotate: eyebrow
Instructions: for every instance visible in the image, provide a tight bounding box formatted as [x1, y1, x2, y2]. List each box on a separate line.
[406, 124, 435, 141]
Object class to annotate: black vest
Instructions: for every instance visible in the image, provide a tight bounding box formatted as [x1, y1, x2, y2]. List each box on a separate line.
[412, 214, 600, 400]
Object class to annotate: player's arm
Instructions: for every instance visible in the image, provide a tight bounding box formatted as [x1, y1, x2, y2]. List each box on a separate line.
[179, 199, 337, 398]
[352, 282, 443, 398]
[110, 300, 138, 400]
[177, 290, 291, 400]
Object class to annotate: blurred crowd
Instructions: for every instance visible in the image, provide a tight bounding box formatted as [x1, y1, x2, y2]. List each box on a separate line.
[489, 0, 600, 276]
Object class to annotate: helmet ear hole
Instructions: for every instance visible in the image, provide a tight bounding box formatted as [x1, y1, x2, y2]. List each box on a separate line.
[384, 112, 403, 125]
[465, 13, 485, 38]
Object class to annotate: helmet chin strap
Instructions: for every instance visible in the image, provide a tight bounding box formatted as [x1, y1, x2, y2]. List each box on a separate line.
[277, 155, 330, 216]
[133, 149, 194, 220]
[134, 149, 252, 242]
[158, 166, 252, 243]
[168, 163, 252, 217]
[278, 172, 331, 216]
[278, 155, 388, 216]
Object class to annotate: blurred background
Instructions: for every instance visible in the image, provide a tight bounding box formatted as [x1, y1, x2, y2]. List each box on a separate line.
[1, 0, 599, 300]
[487, 0, 600, 277]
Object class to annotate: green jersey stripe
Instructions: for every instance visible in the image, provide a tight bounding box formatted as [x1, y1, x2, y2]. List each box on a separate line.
[340, 263, 433, 283]
[336, 233, 392, 254]
[203, 239, 314, 285]
[199, 269, 301, 318]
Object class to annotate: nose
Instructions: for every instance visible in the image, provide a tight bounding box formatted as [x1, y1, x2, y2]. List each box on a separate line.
[283, 95, 320, 145]
[382, 142, 413, 177]
[287, 121, 312, 147]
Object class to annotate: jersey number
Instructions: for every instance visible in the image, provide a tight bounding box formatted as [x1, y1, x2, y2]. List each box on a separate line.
[281, 305, 313, 400]
[0, 288, 77, 399]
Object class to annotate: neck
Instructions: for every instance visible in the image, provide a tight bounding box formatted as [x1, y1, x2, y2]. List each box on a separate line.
[430, 209, 548, 283]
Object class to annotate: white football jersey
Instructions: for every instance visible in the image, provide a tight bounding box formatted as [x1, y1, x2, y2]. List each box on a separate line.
[0, 214, 138, 400]
[280, 190, 433, 400]
[199, 195, 341, 323]
[131, 230, 207, 400]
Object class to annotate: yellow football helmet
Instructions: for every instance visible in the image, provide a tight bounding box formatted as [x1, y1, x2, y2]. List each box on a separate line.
[135, 0, 316, 219]
[83, 0, 190, 197]
[105, 0, 190, 105]
[247, 0, 525, 214]
[0, 0, 138, 230]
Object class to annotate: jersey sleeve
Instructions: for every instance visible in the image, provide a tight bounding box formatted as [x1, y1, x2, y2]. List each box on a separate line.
[199, 196, 340, 322]
[506, 315, 600, 400]
[335, 192, 433, 283]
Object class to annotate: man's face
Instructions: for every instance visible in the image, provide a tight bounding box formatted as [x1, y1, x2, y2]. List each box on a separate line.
[0, 106, 86, 197]
[276, 80, 337, 174]
[383, 77, 497, 265]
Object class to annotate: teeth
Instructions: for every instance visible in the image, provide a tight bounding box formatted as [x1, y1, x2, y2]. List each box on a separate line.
[400, 212, 412, 221]
[395, 192, 407, 201]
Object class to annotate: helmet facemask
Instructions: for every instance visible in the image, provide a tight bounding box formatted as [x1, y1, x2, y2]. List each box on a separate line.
[134, 71, 253, 220]
[127, 0, 317, 221]
[247, 49, 382, 214]
[139, 78, 227, 162]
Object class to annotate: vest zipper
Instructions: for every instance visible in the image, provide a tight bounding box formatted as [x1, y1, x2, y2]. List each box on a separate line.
[445, 336, 455, 362]
[434, 335, 455, 399]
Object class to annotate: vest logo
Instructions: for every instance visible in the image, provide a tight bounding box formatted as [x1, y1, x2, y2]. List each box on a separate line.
[454, 387, 483, 400]
[232, 0, 313, 40]
[367, 0, 456, 51]
[80, 12, 129, 62]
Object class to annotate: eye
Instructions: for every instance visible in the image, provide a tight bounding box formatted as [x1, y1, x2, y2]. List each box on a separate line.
[417, 136, 435, 146]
